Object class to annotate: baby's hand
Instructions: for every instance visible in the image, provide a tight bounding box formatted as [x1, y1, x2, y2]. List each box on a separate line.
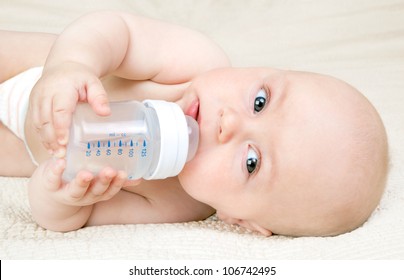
[29, 62, 111, 157]
[28, 158, 136, 231]
[33, 158, 128, 207]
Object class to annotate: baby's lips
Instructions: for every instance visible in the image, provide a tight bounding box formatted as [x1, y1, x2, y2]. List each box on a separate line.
[185, 99, 200, 121]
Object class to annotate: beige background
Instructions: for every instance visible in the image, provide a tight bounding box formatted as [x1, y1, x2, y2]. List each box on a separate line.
[1, 0, 403, 259]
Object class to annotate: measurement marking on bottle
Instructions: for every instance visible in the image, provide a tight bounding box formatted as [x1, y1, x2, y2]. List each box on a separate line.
[85, 139, 148, 158]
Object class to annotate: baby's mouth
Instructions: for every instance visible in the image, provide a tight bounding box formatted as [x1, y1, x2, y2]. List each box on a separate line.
[186, 99, 200, 123]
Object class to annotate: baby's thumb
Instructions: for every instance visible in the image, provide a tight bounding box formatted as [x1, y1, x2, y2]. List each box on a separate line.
[87, 80, 111, 116]
[43, 158, 66, 191]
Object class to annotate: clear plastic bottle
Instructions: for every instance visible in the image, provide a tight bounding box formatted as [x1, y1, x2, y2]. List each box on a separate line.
[62, 100, 199, 181]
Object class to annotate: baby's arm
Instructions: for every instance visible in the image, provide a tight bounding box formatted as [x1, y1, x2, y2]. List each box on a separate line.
[46, 11, 230, 84]
[0, 30, 55, 83]
[31, 11, 230, 156]
[29, 158, 211, 231]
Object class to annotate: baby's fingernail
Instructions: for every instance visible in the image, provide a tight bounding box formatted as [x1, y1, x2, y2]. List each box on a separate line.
[58, 136, 68, 145]
[83, 176, 92, 183]
[101, 103, 111, 113]
[54, 148, 66, 158]
[119, 171, 127, 179]
[52, 158, 66, 171]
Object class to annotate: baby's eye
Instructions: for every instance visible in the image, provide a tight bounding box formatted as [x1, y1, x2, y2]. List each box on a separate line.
[254, 88, 268, 113]
[246, 147, 259, 174]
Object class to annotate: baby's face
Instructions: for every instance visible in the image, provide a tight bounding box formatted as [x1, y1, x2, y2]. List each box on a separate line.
[178, 67, 377, 236]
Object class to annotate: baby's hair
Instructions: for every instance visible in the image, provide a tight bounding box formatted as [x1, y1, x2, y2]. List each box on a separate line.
[313, 90, 388, 236]
[263, 78, 389, 237]
[341, 99, 389, 231]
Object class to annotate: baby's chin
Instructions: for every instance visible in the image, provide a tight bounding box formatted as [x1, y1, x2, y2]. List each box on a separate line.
[178, 143, 207, 180]
[177, 160, 195, 189]
[177, 156, 208, 199]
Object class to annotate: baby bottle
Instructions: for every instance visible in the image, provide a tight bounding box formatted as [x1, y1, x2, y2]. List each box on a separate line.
[62, 100, 199, 181]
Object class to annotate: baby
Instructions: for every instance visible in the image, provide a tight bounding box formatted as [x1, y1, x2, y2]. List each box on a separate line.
[0, 12, 388, 237]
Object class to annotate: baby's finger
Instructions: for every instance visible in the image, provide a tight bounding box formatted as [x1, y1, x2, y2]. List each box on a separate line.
[37, 95, 53, 128]
[102, 170, 127, 200]
[123, 178, 142, 188]
[52, 93, 78, 146]
[66, 170, 93, 201]
[89, 167, 117, 196]
[43, 158, 66, 191]
[29, 84, 44, 127]
[29, 97, 41, 132]
[86, 80, 110, 116]
[37, 96, 59, 153]
[39, 122, 58, 154]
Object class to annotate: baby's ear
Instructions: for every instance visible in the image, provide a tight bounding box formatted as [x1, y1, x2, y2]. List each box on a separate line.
[247, 221, 273, 237]
[217, 211, 272, 237]
[216, 211, 238, 224]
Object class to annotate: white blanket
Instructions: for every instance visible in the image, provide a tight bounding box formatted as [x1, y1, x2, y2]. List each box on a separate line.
[1, 0, 403, 259]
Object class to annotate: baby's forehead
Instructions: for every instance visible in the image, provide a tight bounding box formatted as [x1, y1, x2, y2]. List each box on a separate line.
[274, 71, 361, 105]
[196, 67, 275, 82]
[285, 70, 353, 91]
[194, 67, 357, 105]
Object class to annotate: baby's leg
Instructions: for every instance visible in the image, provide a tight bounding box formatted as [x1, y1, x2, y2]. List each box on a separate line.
[0, 123, 36, 176]
[0, 31, 56, 176]
[0, 30, 55, 83]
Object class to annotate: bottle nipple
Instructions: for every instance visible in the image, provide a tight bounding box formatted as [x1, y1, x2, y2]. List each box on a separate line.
[142, 100, 199, 179]
[185, 115, 199, 162]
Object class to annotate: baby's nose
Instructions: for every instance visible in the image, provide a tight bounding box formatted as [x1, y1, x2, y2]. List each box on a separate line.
[218, 107, 239, 143]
